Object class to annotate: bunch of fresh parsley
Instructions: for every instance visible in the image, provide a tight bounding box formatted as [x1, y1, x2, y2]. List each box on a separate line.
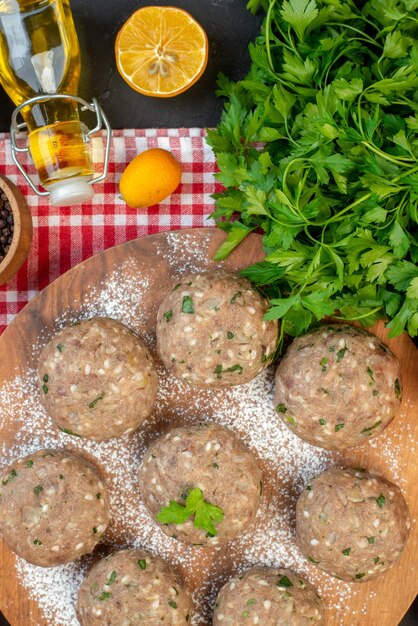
[207, 0, 418, 347]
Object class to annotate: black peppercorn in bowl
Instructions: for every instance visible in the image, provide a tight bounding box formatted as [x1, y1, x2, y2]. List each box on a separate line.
[0, 174, 32, 286]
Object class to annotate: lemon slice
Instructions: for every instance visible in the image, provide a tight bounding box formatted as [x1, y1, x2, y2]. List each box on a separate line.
[115, 6, 209, 98]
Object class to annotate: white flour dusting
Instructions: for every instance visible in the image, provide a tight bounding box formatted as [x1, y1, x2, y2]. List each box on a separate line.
[0, 230, 405, 625]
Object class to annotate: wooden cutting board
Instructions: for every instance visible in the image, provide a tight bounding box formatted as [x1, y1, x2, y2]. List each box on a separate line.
[0, 228, 417, 626]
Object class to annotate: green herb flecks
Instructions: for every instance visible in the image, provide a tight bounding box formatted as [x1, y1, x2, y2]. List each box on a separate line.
[319, 418, 327, 426]
[207, 0, 418, 347]
[106, 571, 117, 586]
[182, 296, 195, 314]
[227, 331, 235, 339]
[138, 559, 147, 570]
[93, 527, 98, 534]
[34, 485, 43, 497]
[307, 555, 319, 565]
[172, 283, 182, 291]
[98, 592, 112, 601]
[26, 460, 33, 468]
[355, 573, 366, 580]
[320, 357, 328, 372]
[56, 343, 64, 353]
[43, 373, 49, 383]
[361, 420, 382, 434]
[230, 291, 242, 304]
[163, 310, 173, 322]
[376, 494, 386, 509]
[2, 469, 17, 485]
[157, 487, 224, 537]
[368, 537, 375, 544]
[168, 600, 177, 609]
[286, 415, 296, 425]
[342, 548, 351, 556]
[367, 367, 375, 383]
[89, 392, 105, 409]
[42, 383, 48, 394]
[214, 364, 223, 378]
[59, 427, 82, 438]
[33, 539, 42, 546]
[335, 423, 345, 431]
[336, 346, 348, 363]
[277, 575, 293, 588]
[394, 378, 401, 398]
[214, 363, 243, 378]
[247, 598, 257, 606]
[96, 492, 102, 500]
[276, 403, 287, 413]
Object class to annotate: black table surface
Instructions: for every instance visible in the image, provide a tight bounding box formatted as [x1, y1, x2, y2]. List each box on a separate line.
[0, 1, 416, 624]
[0, 0, 262, 131]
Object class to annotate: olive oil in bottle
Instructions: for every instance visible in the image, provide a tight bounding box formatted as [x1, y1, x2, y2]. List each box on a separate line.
[0, 0, 95, 205]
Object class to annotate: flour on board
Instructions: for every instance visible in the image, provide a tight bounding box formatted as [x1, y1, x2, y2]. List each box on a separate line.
[0, 232, 402, 626]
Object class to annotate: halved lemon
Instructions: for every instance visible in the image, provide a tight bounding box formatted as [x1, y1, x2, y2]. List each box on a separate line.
[115, 6, 209, 98]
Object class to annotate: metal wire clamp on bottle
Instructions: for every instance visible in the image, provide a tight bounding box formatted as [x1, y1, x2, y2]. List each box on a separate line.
[10, 93, 112, 206]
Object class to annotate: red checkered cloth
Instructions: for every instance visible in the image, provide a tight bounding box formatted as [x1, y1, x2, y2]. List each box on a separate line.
[0, 128, 221, 334]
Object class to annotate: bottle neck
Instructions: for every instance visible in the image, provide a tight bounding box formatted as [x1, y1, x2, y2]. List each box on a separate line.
[22, 97, 80, 133]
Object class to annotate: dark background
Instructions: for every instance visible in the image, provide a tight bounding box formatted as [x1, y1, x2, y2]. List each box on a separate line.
[0, 0, 263, 130]
[0, 0, 417, 624]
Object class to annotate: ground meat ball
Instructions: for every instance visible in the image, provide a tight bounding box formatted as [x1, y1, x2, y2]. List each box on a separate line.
[296, 467, 410, 582]
[213, 566, 324, 625]
[77, 549, 193, 625]
[274, 324, 401, 449]
[139, 422, 261, 545]
[156, 271, 278, 387]
[37, 317, 158, 441]
[0, 449, 110, 567]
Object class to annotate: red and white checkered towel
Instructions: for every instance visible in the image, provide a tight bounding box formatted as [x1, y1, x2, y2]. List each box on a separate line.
[0, 128, 221, 334]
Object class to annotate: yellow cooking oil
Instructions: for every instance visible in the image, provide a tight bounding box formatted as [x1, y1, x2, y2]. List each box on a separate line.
[0, 0, 93, 188]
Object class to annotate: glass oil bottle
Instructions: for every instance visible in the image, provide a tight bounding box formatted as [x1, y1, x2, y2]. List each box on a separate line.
[0, 0, 111, 205]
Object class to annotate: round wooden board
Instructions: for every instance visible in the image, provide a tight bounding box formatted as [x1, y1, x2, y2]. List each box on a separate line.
[0, 228, 417, 626]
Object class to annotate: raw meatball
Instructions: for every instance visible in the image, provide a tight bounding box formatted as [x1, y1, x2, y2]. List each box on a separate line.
[77, 549, 193, 625]
[213, 566, 324, 625]
[0, 449, 110, 567]
[139, 422, 261, 545]
[274, 324, 402, 449]
[156, 270, 278, 387]
[296, 467, 410, 582]
[37, 317, 158, 440]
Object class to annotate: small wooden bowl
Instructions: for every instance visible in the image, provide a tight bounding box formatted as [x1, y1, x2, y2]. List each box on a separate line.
[0, 174, 32, 286]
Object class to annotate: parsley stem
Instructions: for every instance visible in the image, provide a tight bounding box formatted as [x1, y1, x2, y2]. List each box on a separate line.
[265, 0, 277, 73]
[287, 25, 303, 57]
[284, 116, 298, 146]
[277, 315, 286, 352]
[323, 164, 418, 227]
[272, 24, 295, 54]
[360, 141, 415, 165]
[333, 306, 384, 322]
[326, 23, 380, 46]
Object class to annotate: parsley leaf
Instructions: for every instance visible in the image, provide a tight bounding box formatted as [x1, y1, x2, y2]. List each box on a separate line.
[156, 487, 224, 537]
[208, 0, 418, 346]
[182, 296, 195, 314]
